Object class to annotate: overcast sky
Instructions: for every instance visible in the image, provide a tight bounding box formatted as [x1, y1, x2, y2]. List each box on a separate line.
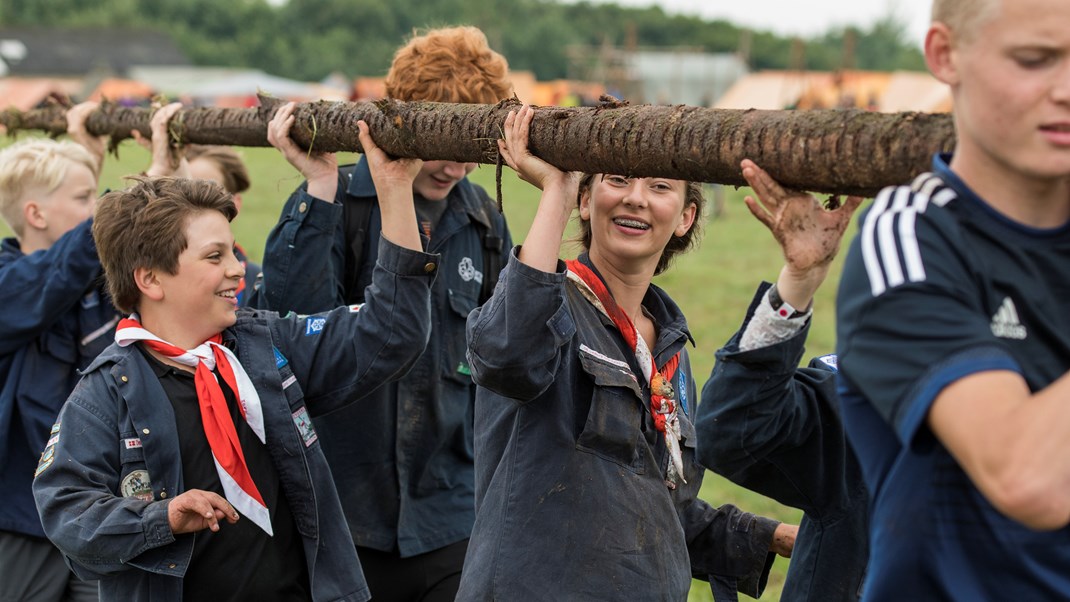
[581, 0, 933, 48]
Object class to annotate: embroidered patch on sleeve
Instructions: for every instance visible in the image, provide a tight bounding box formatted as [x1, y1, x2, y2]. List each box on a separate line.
[120, 470, 155, 501]
[304, 316, 326, 336]
[292, 407, 318, 447]
[35, 421, 61, 477]
[124, 438, 143, 449]
[348, 303, 363, 313]
[272, 346, 289, 369]
[816, 354, 839, 371]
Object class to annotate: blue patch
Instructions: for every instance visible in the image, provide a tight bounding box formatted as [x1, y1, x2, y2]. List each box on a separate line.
[304, 316, 326, 336]
[677, 371, 688, 416]
[272, 346, 289, 369]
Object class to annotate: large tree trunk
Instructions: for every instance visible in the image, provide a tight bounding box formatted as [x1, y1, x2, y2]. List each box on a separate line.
[0, 97, 955, 196]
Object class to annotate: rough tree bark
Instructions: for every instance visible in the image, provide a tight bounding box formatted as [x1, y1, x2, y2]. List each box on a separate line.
[0, 96, 955, 196]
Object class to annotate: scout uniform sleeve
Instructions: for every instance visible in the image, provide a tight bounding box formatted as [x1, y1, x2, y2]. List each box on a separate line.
[0, 220, 103, 354]
[256, 184, 349, 314]
[465, 248, 577, 402]
[697, 284, 845, 513]
[269, 236, 436, 415]
[32, 389, 182, 577]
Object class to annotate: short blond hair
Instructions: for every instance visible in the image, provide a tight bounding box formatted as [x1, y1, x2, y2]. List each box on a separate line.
[931, 0, 1001, 43]
[385, 26, 512, 104]
[0, 139, 98, 238]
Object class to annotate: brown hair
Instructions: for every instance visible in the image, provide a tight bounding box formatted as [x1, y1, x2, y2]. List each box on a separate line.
[93, 176, 236, 313]
[575, 174, 705, 276]
[184, 145, 251, 194]
[385, 26, 512, 104]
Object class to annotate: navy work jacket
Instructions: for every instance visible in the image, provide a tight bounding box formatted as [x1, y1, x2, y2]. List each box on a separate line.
[458, 252, 779, 601]
[696, 283, 868, 602]
[33, 238, 436, 602]
[256, 157, 511, 556]
[0, 220, 118, 538]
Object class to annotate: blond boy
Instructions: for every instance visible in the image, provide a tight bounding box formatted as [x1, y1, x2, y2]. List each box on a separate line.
[835, 0, 1070, 597]
[0, 109, 110, 602]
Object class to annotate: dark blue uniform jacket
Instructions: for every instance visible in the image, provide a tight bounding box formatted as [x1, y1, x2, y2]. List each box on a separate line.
[696, 283, 868, 602]
[458, 252, 778, 601]
[255, 158, 511, 555]
[0, 220, 118, 538]
[33, 238, 435, 602]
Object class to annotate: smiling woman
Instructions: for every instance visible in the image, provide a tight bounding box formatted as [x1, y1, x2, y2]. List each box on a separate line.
[455, 105, 796, 601]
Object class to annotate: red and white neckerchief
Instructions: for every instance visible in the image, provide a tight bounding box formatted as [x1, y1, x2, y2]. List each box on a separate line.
[565, 259, 686, 488]
[115, 315, 273, 535]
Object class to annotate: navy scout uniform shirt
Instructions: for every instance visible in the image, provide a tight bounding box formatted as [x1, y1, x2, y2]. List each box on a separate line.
[836, 154, 1070, 600]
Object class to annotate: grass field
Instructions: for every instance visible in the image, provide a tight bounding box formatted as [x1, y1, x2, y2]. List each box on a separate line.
[9, 138, 865, 600]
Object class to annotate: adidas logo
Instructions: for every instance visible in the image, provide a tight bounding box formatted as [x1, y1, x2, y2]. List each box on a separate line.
[990, 297, 1027, 340]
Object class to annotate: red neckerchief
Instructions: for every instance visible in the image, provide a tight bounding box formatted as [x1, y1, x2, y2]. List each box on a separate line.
[565, 258, 683, 443]
[114, 316, 273, 534]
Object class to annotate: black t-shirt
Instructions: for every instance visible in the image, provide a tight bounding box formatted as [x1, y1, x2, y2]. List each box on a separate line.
[139, 345, 311, 602]
[414, 196, 448, 239]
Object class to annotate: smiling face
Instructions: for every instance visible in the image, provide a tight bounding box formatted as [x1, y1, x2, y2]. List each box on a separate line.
[931, 0, 1070, 187]
[579, 175, 697, 275]
[151, 210, 244, 347]
[411, 160, 476, 201]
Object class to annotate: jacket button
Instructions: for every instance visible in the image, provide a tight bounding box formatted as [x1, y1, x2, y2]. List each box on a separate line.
[168, 563, 176, 569]
[160, 491, 167, 498]
[120, 375, 128, 383]
[298, 201, 308, 213]
[423, 262, 436, 273]
[142, 428, 150, 435]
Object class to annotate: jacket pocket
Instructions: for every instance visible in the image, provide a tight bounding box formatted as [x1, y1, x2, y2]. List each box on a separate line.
[443, 288, 479, 385]
[40, 330, 77, 365]
[575, 347, 646, 474]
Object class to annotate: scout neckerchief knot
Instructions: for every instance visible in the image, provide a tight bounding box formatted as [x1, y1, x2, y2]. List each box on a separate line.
[115, 315, 273, 535]
[565, 258, 686, 488]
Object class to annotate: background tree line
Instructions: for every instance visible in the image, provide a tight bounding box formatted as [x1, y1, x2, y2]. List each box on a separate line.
[0, 0, 926, 82]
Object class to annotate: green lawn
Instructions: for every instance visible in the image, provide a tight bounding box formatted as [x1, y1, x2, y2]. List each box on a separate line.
[8, 138, 865, 600]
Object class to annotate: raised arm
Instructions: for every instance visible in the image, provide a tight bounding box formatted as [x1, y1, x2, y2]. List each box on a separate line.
[65, 101, 107, 175]
[498, 105, 580, 272]
[697, 160, 861, 510]
[137, 102, 190, 179]
[741, 159, 861, 317]
[268, 101, 339, 203]
[355, 119, 422, 252]
[256, 104, 351, 313]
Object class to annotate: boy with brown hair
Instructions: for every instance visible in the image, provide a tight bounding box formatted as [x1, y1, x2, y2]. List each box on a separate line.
[259, 26, 512, 601]
[835, 0, 1070, 597]
[32, 122, 438, 601]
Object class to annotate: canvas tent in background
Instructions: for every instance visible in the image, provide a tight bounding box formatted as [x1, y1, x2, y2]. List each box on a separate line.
[127, 66, 347, 107]
[715, 69, 950, 113]
[0, 77, 81, 111]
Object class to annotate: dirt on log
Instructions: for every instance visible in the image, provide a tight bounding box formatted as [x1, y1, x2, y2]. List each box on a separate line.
[0, 96, 956, 197]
